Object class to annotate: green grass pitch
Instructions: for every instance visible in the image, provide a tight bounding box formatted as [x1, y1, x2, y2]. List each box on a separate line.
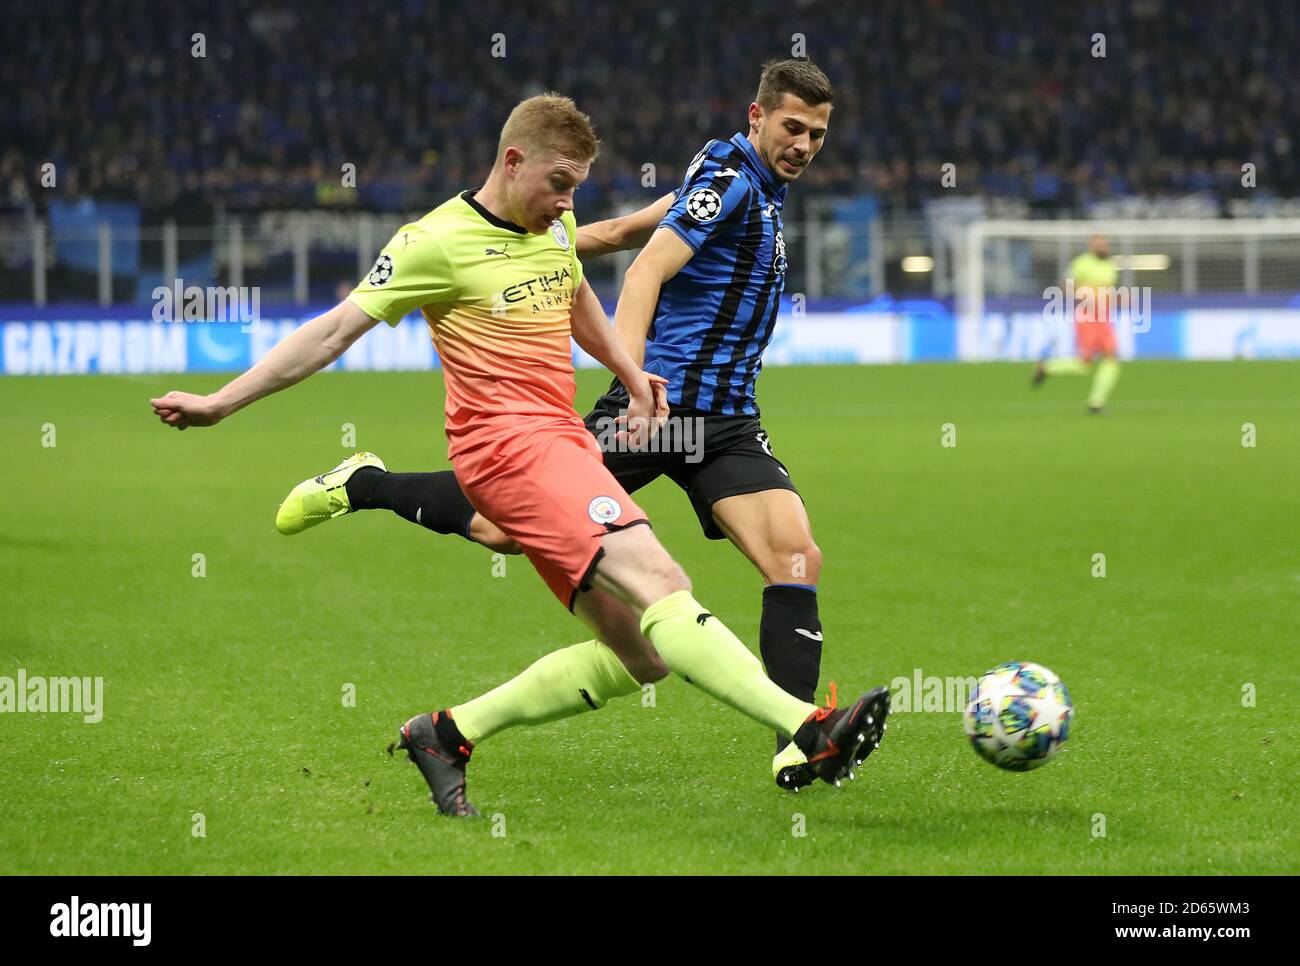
[2, 360, 1296, 874]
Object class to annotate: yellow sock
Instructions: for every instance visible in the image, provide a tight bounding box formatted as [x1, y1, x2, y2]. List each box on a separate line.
[1044, 356, 1089, 376]
[772, 740, 808, 778]
[452, 639, 639, 744]
[640, 591, 814, 738]
[1089, 357, 1120, 408]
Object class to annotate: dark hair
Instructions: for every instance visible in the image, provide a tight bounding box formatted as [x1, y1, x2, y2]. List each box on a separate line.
[755, 58, 834, 111]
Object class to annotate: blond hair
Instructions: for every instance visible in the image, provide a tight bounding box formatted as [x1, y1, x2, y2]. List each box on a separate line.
[497, 93, 600, 163]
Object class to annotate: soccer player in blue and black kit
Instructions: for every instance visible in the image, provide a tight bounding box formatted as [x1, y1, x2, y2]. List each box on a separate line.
[275, 59, 889, 791]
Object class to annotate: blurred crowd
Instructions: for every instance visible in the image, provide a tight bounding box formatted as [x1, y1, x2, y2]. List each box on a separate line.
[2, 0, 1295, 218]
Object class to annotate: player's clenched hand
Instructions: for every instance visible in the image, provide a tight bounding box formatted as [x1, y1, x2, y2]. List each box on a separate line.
[149, 391, 224, 431]
[650, 374, 669, 422]
[617, 372, 669, 449]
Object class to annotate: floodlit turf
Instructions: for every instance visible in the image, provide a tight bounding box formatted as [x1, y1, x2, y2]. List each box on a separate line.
[3, 360, 1297, 874]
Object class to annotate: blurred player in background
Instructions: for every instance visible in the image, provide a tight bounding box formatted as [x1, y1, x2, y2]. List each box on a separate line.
[1033, 233, 1122, 413]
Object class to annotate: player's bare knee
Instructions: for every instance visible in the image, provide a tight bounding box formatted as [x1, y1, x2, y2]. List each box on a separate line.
[597, 526, 691, 606]
[798, 541, 824, 583]
[763, 539, 822, 584]
[652, 557, 691, 597]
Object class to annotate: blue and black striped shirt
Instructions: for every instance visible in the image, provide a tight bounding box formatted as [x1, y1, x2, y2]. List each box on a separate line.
[621, 132, 789, 416]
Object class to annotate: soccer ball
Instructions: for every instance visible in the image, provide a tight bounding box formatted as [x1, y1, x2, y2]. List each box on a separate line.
[962, 661, 1072, 771]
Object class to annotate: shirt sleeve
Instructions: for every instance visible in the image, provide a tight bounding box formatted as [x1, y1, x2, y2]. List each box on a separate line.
[348, 224, 454, 327]
[658, 169, 752, 253]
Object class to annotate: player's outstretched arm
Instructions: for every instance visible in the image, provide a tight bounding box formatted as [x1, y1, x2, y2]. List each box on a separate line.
[575, 192, 676, 258]
[150, 299, 380, 430]
[570, 278, 667, 444]
[612, 226, 695, 367]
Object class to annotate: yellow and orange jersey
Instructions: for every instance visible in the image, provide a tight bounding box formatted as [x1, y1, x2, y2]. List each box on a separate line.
[348, 191, 583, 455]
[1068, 251, 1120, 325]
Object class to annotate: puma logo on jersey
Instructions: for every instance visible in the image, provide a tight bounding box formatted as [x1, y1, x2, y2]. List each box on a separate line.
[795, 628, 823, 642]
[696, 613, 713, 626]
[485, 245, 512, 259]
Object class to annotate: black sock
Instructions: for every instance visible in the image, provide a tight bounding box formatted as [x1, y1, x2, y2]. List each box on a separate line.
[345, 468, 477, 539]
[760, 584, 823, 754]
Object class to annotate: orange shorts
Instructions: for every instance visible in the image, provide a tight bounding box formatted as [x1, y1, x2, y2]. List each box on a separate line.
[452, 415, 648, 608]
[1075, 320, 1117, 361]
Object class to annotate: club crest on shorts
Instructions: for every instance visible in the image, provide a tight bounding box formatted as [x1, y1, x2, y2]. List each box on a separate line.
[588, 496, 622, 524]
[551, 220, 570, 250]
[367, 253, 394, 287]
[685, 188, 723, 222]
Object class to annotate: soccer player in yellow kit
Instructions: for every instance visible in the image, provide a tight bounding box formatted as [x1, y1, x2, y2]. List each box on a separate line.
[1033, 234, 1122, 413]
[151, 94, 887, 816]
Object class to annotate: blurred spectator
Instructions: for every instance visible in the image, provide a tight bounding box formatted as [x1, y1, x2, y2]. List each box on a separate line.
[2, 0, 1295, 218]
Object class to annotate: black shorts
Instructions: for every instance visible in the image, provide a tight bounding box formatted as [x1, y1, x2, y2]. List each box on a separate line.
[582, 393, 801, 540]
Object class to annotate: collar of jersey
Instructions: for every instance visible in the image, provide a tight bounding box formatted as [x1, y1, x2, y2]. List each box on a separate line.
[729, 133, 788, 201]
[461, 189, 528, 234]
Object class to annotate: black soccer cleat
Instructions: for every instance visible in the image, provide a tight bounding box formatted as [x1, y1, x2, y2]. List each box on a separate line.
[775, 759, 817, 791]
[779, 684, 890, 790]
[387, 711, 480, 817]
[1031, 362, 1048, 387]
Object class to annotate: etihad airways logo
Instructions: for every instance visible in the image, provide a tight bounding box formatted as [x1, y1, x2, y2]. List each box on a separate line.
[500, 267, 573, 304]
